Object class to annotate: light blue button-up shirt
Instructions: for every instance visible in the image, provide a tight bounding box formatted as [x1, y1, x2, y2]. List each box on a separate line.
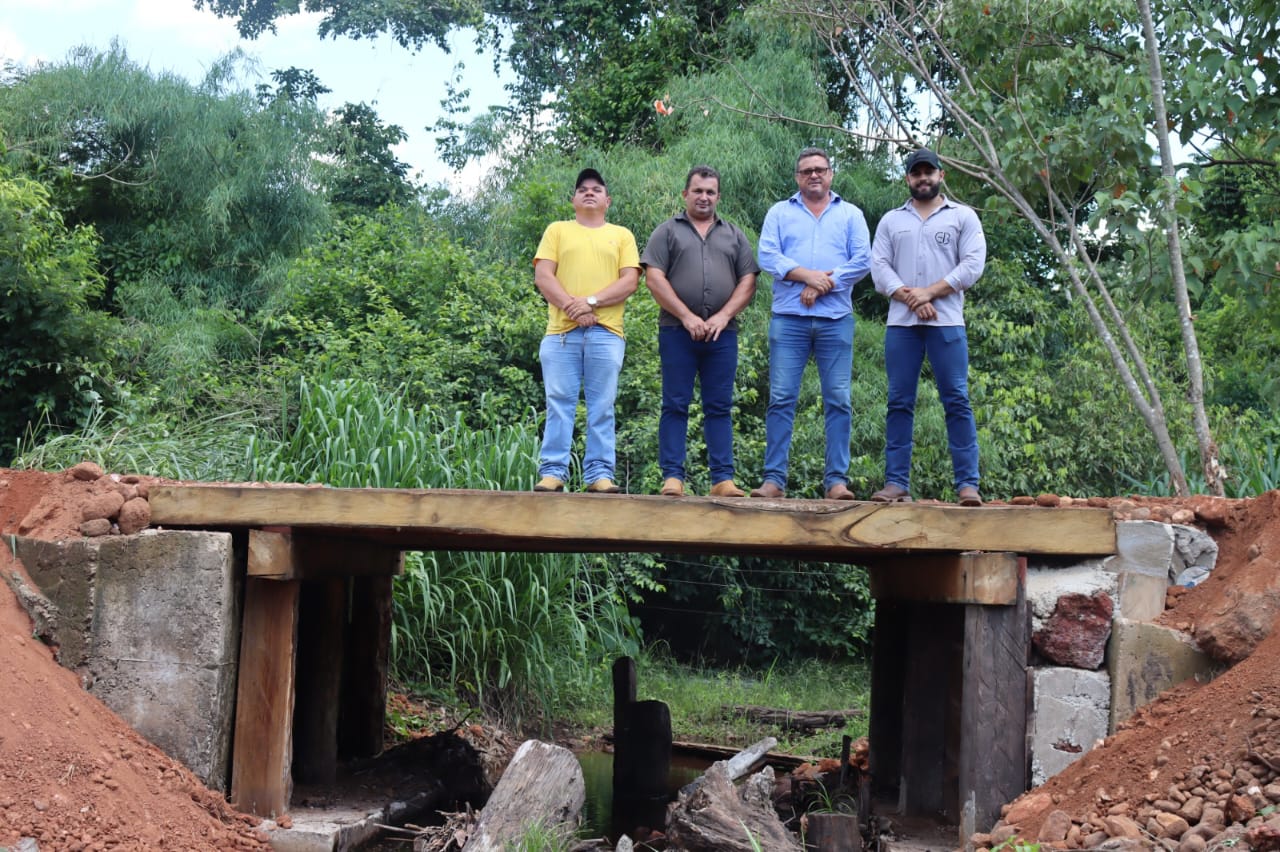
[757, 192, 871, 319]
[871, 197, 986, 327]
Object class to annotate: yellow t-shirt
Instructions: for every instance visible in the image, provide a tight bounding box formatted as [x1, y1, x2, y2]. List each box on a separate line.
[534, 220, 640, 337]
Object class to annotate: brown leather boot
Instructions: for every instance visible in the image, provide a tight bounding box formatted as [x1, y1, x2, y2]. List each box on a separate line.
[709, 480, 746, 497]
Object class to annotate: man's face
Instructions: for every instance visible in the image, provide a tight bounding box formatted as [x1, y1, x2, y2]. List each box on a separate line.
[682, 175, 720, 221]
[907, 165, 942, 201]
[573, 180, 610, 214]
[794, 155, 832, 197]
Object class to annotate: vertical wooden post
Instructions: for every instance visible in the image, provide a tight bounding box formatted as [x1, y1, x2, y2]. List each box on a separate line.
[293, 577, 346, 784]
[868, 599, 907, 802]
[958, 556, 1030, 834]
[340, 572, 395, 759]
[230, 575, 299, 817]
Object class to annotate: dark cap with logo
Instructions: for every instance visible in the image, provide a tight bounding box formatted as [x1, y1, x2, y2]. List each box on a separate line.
[575, 168, 607, 189]
[904, 149, 942, 172]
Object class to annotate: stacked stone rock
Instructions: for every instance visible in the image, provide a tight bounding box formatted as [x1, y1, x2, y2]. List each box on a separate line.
[975, 695, 1280, 851]
[67, 461, 152, 536]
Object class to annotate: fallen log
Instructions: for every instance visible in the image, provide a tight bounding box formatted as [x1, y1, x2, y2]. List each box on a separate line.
[666, 761, 801, 852]
[460, 740, 584, 852]
[722, 706, 863, 733]
[678, 736, 776, 799]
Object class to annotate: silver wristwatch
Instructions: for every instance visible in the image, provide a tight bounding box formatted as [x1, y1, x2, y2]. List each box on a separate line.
[586, 296, 599, 308]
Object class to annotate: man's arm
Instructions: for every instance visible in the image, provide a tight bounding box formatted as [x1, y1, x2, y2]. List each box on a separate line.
[594, 267, 641, 307]
[535, 258, 594, 325]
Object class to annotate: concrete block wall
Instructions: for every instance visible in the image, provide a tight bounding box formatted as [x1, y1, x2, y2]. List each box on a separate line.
[1027, 521, 1219, 784]
[14, 530, 241, 791]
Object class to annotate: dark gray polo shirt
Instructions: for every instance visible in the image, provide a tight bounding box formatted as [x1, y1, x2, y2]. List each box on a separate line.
[641, 213, 760, 329]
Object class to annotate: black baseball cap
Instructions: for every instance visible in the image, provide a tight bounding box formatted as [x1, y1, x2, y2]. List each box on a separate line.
[904, 149, 942, 172]
[575, 168, 607, 189]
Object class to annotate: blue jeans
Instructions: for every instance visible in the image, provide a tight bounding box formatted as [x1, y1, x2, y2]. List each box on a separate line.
[884, 324, 979, 491]
[538, 326, 626, 484]
[762, 314, 854, 491]
[658, 326, 738, 483]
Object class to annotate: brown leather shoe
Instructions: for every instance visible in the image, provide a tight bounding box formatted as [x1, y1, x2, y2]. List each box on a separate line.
[957, 486, 983, 507]
[870, 483, 912, 503]
[749, 481, 785, 498]
[825, 483, 856, 501]
[586, 478, 622, 494]
[533, 476, 565, 492]
[710, 480, 746, 498]
[661, 477, 685, 497]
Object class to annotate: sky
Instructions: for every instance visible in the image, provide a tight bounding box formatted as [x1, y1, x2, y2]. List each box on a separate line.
[0, 0, 512, 187]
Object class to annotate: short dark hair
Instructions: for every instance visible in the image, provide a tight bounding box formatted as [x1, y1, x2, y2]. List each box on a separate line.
[795, 147, 831, 170]
[684, 165, 721, 190]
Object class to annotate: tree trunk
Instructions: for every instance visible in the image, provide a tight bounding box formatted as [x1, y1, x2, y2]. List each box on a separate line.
[461, 740, 585, 852]
[1137, 0, 1223, 495]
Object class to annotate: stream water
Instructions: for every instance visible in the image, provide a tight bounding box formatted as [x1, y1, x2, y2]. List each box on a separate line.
[577, 749, 709, 842]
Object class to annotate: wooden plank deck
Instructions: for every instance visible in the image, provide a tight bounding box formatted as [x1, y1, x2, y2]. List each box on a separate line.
[149, 485, 1116, 559]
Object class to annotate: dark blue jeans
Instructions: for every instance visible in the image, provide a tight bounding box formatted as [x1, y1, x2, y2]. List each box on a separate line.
[658, 326, 738, 483]
[884, 324, 979, 491]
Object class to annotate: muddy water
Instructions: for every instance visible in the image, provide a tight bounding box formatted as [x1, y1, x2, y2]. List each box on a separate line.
[577, 749, 709, 842]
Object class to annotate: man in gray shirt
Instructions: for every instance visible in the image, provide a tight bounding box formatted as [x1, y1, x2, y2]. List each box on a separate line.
[870, 149, 987, 506]
[641, 165, 759, 497]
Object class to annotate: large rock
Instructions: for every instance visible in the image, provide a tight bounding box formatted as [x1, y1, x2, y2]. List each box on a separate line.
[1033, 591, 1114, 669]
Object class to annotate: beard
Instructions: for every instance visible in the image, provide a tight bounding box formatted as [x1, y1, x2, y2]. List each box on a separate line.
[910, 182, 940, 201]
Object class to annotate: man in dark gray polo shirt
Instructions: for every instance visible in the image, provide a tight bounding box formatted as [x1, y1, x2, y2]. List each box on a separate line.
[641, 165, 759, 497]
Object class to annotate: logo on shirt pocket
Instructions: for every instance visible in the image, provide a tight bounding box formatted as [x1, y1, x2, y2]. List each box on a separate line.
[934, 231, 953, 247]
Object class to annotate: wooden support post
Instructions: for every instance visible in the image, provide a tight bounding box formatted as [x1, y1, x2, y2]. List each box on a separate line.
[897, 603, 962, 817]
[230, 573, 299, 817]
[958, 556, 1030, 834]
[868, 599, 907, 802]
[340, 572, 395, 760]
[292, 577, 346, 784]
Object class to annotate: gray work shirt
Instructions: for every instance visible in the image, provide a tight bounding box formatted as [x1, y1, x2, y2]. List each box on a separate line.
[641, 213, 760, 329]
[871, 197, 986, 327]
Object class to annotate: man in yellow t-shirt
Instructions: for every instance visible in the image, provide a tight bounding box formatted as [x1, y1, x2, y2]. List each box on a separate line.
[531, 168, 641, 493]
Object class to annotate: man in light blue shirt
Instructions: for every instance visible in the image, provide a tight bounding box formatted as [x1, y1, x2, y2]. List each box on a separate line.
[870, 148, 987, 506]
[751, 147, 871, 500]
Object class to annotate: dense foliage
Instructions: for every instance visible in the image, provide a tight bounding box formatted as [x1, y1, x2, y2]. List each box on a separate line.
[4, 0, 1278, 710]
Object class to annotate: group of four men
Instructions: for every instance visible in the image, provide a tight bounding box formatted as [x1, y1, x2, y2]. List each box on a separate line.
[531, 146, 987, 506]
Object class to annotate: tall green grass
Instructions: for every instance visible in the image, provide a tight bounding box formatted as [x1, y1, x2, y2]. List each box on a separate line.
[247, 377, 639, 727]
[12, 403, 258, 481]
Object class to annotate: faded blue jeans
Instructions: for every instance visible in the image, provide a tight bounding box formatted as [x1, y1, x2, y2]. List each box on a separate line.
[538, 326, 626, 485]
[761, 314, 854, 491]
[883, 324, 979, 492]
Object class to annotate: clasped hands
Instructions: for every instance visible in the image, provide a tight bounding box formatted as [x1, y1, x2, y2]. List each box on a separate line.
[564, 296, 599, 326]
[897, 286, 938, 321]
[798, 269, 836, 308]
[681, 314, 729, 342]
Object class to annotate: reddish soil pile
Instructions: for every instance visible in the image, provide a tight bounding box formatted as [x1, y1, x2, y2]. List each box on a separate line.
[2, 467, 1280, 851]
[1, 468, 269, 851]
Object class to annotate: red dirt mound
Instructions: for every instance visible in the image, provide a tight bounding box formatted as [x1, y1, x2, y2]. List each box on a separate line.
[1, 468, 267, 850]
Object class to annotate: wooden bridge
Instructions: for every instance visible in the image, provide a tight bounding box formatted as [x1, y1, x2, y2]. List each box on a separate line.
[149, 485, 1117, 834]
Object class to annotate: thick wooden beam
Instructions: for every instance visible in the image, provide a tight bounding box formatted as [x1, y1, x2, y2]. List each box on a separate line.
[867, 552, 1019, 605]
[247, 528, 402, 580]
[152, 486, 1115, 558]
[230, 575, 299, 818]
